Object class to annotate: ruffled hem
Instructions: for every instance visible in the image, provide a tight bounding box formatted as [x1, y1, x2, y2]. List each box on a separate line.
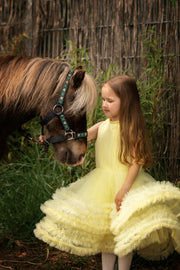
[34, 180, 180, 260]
[34, 186, 115, 256]
[112, 204, 180, 259]
[111, 181, 180, 260]
[34, 218, 115, 256]
[40, 186, 113, 234]
[110, 181, 180, 232]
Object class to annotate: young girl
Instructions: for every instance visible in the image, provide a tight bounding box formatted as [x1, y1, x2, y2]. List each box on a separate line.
[34, 75, 180, 270]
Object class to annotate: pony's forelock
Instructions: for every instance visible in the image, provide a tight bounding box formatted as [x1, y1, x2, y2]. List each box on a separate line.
[67, 73, 97, 115]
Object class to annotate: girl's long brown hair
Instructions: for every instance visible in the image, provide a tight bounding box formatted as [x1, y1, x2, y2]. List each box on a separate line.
[106, 75, 152, 168]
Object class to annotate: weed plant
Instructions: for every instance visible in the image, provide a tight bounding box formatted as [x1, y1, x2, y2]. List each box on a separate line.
[136, 27, 177, 179]
[0, 29, 178, 241]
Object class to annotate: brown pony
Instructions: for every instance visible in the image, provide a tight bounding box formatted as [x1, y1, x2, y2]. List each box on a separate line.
[0, 55, 97, 165]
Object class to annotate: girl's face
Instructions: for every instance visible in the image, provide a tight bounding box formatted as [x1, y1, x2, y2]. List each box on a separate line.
[102, 84, 120, 121]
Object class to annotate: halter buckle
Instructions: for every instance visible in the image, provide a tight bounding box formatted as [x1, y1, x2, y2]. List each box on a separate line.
[65, 131, 76, 140]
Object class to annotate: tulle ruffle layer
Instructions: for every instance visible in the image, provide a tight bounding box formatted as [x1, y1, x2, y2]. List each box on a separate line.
[110, 181, 180, 259]
[34, 180, 180, 260]
[34, 186, 115, 255]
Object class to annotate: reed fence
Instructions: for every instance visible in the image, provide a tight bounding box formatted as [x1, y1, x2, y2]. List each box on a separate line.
[0, 0, 179, 181]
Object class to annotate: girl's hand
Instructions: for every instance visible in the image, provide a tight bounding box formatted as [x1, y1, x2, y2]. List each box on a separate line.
[115, 187, 128, 212]
[115, 162, 140, 212]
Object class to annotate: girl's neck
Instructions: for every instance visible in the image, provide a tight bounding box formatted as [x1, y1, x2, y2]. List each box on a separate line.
[109, 118, 119, 123]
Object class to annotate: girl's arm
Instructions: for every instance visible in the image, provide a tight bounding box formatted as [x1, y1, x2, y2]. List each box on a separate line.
[87, 121, 104, 141]
[115, 161, 140, 211]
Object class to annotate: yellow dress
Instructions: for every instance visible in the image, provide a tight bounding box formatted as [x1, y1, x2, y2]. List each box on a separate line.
[34, 119, 180, 260]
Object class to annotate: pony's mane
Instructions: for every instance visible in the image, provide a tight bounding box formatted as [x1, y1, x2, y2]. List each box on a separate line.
[0, 56, 97, 115]
[0, 56, 70, 112]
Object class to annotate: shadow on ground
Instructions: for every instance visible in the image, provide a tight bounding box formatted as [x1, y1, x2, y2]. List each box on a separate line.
[0, 239, 179, 270]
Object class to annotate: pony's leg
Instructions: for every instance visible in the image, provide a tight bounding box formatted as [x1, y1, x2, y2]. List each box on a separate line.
[102, 253, 116, 270]
[118, 253, 133, 270]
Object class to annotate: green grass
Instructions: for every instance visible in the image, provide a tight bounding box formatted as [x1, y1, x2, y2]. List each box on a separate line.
[0, 108, 103, 240]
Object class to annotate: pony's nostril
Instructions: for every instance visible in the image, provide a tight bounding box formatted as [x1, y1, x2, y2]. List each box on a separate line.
[79, 154, 85, 164]
[65, 150, 69, 160]
[79, 153, 85, 159]
[59, 149, 69, 163]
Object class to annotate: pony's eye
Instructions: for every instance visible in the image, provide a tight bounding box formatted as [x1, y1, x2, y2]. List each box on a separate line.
[79, 106, 85, 114]
[69, 95, 75, 103]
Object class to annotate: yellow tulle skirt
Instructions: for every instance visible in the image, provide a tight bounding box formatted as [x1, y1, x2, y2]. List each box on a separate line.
[34, 168, 180, 260]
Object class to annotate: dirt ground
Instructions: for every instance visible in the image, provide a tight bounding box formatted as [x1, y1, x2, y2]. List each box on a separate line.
[0, 239, 180, 270]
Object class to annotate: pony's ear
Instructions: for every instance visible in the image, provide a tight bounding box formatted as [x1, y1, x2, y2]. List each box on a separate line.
[72, 70, 85, 89]
[74, 65, 83, 70]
